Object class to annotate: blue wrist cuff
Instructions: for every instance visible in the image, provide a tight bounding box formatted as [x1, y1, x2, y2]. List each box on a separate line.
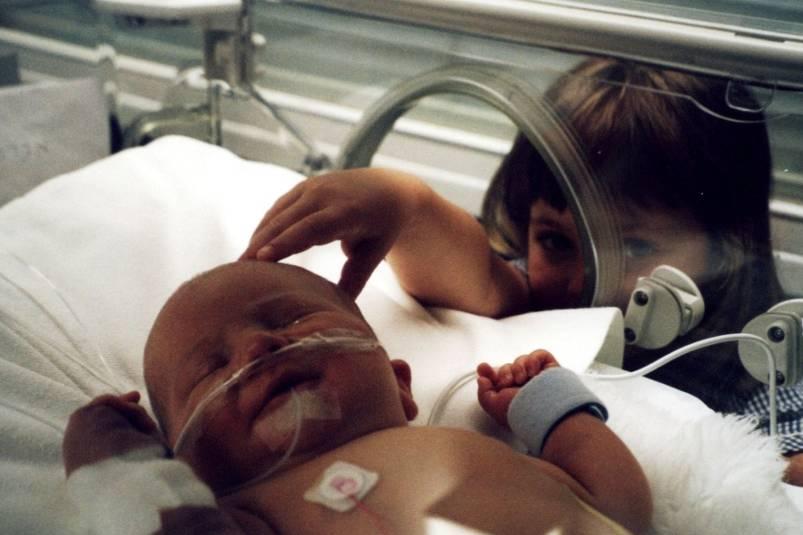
[507, 367, 608, 456]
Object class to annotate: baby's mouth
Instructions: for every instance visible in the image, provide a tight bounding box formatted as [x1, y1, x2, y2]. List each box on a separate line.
[252, 371, 341, 454]
[260, 372, 321, 415]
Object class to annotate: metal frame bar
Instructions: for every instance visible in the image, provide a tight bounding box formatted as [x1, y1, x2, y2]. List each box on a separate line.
[286, 0, 803, 89]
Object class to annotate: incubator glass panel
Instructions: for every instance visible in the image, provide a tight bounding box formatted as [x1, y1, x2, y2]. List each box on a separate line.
[2, 0, 803, 422]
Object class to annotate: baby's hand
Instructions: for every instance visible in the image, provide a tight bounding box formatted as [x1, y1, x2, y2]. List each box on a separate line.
[62, 391, 166, 476]
[476, 350, 560, 428]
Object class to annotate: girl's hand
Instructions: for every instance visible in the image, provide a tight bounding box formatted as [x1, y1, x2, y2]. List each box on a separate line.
[63, 391, 166, 476]
[476, 350, 560, 428]
[239, 169, 428, 299]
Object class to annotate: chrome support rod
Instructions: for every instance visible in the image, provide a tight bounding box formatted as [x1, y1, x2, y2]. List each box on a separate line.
[285, 0, 803, 89]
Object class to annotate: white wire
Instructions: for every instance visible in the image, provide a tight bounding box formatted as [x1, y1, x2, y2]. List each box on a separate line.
[218, 388, 303, 496]
[589, 333, 778, 436]
[427, 370, 477, 426]
[0, 249, 121, 391]
[0, 398, 66, 436]
[427, 333, 779, 437]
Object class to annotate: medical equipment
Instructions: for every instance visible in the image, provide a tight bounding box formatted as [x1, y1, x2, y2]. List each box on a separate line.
[428, 332, 781, 436]
[336, 63, 625, 308]
[95, 0, 330, 173]
[0, 248, 119, 399]
[304, 460, 380, 512]
[172, 329, 380, 495]
[740, 299, 803, 387]
[623, 265, 705, 349]
[0, 137, 799, 534]
[429, 268, 782, 438]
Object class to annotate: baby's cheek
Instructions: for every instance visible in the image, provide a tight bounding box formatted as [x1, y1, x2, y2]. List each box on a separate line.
[176, 414, 259, 489]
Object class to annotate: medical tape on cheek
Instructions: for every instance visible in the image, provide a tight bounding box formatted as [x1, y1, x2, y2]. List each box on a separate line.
[253, 388, 343, 451]
[172, 329, 379, 457]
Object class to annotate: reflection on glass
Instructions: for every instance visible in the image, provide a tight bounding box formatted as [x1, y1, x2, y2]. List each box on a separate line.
[481, 57, 784, 413]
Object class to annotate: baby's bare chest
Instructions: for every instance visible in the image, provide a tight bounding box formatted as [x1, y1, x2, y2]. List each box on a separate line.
[251, 427, 606, 535]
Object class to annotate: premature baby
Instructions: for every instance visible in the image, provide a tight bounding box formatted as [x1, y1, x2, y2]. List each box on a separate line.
[63, 261, 651, 534]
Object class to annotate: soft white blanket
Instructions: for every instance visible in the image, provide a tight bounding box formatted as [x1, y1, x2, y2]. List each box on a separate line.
[0, 136, 800, 534]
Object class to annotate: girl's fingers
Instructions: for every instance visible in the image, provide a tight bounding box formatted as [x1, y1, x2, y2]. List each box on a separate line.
[246, 195, 323, 259]
[241, 188, 304, 259]
[258, 207, 352, 262]
[338, 241, 386, 299]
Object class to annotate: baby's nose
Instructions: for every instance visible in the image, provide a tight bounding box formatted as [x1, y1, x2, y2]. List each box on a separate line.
[234, 332, 291, 366]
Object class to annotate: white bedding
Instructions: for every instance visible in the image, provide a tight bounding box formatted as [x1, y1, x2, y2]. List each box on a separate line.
[0, 136, 800, 534]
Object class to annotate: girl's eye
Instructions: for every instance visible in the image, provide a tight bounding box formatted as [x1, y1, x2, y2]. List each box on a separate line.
[535, 231, 575, 254]
[624, 238, 657, 259]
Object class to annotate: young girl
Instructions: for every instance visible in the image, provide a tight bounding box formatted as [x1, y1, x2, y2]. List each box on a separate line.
[241, 58, 801, 481]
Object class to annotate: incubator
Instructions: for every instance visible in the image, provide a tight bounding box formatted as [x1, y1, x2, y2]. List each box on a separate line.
[2, 0, 803, 532]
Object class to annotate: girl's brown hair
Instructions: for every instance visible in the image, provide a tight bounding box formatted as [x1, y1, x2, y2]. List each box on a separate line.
[482, 57, 785, 410]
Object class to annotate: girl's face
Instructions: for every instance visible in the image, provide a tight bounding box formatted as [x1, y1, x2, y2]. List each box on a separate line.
[526, 199, 712, 310]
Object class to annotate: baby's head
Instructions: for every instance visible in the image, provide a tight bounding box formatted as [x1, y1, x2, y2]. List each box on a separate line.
[144, 261, 417, 491]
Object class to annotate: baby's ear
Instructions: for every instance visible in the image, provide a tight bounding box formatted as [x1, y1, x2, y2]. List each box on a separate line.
[390, 359, 418, 421]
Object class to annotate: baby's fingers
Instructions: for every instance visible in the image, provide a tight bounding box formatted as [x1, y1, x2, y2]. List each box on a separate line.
[516, 350, 560, 379]
[476, 362, 497, 382]
[511, 361, 528, 385]
[496, 363, 516, 388]
[90, 392, 157, 434]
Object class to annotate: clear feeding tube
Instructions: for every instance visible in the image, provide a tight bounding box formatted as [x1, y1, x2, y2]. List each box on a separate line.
[172, 329, 380, 495]
[0, 249, 121, 436]
[428, 335, 780, 437]
[0, 249, 119, 393]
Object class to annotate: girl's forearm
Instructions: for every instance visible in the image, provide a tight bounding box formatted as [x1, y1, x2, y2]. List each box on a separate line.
[388, 183, 528, 317]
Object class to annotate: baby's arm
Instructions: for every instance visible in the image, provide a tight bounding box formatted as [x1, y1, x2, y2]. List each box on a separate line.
[477, 352, 652, 535]
[240, 168, 528, 317]
[63, 392, 274, 535]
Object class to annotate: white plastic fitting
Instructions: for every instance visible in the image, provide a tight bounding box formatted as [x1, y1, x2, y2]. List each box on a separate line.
[623, 265, 705, 349]
[739, 299, 803, 386]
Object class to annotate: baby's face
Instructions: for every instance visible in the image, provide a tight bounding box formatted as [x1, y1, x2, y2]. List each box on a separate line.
[144, 261, 413, 491]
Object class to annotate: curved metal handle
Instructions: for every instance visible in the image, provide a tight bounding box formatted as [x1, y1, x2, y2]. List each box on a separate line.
[336, 63, 623, 307]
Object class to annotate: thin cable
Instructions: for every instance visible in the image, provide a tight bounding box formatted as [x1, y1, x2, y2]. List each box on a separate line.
[589, 333, 778, 436]
[427, 370, 476, 426]
[0, 398, 66, 436]
[350, 496, 393, 535]
[0, 307, 120, 394]
[0, 249, 119, 390]
[219, 388, 303, 496]
[426, 334, 779, 437]
[173, 330, 378, 455]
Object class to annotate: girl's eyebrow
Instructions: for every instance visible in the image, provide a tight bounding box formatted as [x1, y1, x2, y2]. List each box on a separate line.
[530, 215, 563, 228]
